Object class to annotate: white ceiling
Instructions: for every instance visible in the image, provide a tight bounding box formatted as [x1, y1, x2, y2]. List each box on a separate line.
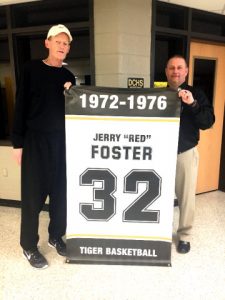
[0, 0, 225, 15]
[159, 0, 225, 15]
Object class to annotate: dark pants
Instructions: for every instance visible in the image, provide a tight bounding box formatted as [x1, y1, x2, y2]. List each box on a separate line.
[20, 130, 67, 251]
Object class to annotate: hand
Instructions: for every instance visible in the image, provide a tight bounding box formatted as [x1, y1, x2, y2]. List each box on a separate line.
[64, 82, 72, 90]
[178, 89, 195, 105]
[12, 148, 23, 165]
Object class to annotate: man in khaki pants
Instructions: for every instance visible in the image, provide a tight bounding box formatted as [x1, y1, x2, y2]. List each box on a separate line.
[165, 55, 215, 253]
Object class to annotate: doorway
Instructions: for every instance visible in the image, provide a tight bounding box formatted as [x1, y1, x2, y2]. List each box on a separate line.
[188, 41, 225, 193]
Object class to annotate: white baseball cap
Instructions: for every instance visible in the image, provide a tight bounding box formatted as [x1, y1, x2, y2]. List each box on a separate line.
[47, 24, 73, 42]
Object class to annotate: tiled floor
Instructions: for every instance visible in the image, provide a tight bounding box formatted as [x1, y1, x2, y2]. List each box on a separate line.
[0, 191, 225, 300]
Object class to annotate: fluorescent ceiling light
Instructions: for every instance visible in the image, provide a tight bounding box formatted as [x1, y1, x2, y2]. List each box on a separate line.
[0, 0, 41, 5]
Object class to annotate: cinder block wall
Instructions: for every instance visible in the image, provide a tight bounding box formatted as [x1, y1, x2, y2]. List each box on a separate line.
[94, 0, 152, 87]
[0, 146, 20, 200]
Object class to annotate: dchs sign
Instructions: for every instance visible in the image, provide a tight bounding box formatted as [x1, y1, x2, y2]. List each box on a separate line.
[127, 78, 144, 88]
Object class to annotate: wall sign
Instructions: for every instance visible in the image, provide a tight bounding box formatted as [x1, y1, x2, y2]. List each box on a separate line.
[127, 78, 144, 88]
[65, 86, 180, 266]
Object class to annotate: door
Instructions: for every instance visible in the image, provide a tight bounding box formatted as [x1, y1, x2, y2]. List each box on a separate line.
[188, 41, 225, 193]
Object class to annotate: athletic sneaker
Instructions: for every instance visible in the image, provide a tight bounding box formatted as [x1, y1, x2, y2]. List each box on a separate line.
[23, 249, 48, 269]
[48, 237, 66, 256]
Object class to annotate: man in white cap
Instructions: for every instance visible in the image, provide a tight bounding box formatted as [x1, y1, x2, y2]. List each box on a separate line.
[12, 24, 75, 268]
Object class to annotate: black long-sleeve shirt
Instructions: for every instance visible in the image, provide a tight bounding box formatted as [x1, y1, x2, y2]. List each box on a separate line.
[177, 82, 215, 153]
[12, 60, 75, 148]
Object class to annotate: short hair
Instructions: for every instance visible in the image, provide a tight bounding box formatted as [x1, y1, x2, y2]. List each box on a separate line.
[166, 55, 187, 67]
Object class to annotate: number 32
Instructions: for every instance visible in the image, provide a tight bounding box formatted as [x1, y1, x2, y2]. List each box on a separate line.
[79, 169, 161, 223]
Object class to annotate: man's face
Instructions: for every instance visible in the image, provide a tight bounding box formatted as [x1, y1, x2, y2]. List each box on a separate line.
[45, 33, 70, 61]
[165, 57, 188, 89]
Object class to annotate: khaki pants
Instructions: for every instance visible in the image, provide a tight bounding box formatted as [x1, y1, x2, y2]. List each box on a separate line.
[175, 147, 199, 242]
